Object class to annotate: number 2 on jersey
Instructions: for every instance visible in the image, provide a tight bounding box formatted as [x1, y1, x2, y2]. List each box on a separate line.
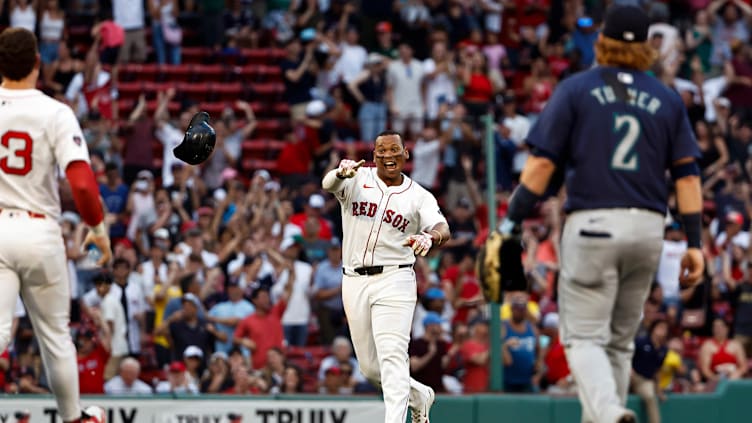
[611, 114, 640, 171]
[0, 130, 33, 176]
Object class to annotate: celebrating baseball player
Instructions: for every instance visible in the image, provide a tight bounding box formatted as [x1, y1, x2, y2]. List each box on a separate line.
[497, 5, 703, 423]
[322, 130, 450, 423]
[0, 28, 110, 422]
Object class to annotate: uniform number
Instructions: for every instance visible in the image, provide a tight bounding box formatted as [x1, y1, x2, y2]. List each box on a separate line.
[611, 114, 640, 171]
[0, 131, 33, 176]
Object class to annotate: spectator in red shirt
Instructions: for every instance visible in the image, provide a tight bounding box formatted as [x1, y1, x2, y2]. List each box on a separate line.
[442, 252, 484, 324]
[513, 0, 550, 30]
[289, 194, 333, 240]
[76, 328, 111, 394]
[233, 281, 292, 370]
[459, 48, 496, 120]
[460, 319, 490, 393]
[0, 348, 9, 393]
[540, 313, 574, 394]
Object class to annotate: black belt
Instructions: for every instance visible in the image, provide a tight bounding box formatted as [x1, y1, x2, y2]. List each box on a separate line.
[345, 264, 413, 276]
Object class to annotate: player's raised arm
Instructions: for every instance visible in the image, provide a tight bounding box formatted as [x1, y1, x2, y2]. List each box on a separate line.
[322, 158, 365, 193]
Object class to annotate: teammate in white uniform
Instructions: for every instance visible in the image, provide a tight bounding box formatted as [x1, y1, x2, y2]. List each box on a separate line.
[322, 130, 451, 423]
[0, 28, 110, 423]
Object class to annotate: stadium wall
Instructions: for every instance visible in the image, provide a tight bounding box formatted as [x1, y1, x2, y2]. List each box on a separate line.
[1, 380, 749, 423]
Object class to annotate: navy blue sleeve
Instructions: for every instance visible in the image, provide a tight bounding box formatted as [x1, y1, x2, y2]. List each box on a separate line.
[671, 98, 701, 163]
[525, 81, 576, 162]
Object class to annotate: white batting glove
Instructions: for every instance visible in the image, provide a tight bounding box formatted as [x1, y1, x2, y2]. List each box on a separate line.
[404, 232, 433, 256]
[336, 159, 366, 178]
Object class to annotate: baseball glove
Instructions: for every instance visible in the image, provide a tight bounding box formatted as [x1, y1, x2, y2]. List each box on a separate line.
[477, 225, 527, 303]
[173, 111, 216, 165]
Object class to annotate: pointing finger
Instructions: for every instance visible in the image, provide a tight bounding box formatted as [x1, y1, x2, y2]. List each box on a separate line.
[353, 159, 366, 170]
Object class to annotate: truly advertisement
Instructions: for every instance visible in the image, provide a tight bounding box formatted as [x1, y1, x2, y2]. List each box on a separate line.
[0, 398, 386, 423]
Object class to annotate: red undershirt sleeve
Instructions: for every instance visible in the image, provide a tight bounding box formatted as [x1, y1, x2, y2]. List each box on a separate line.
[65, 160, 104, 226]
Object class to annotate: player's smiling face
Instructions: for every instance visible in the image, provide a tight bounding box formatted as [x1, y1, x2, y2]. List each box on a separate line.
[374, 134, 409, 185]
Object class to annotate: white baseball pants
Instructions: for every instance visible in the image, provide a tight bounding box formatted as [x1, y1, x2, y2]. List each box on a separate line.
[0, 210, 81, 421]
[342, 267, 430, 423]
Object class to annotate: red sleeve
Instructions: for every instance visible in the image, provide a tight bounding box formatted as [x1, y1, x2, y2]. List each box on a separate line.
[65, 161, 104, 226]
[273, 299, 287, 318]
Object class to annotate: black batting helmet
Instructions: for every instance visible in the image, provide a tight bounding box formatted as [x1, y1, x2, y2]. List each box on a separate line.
[173, 111, 216, 165]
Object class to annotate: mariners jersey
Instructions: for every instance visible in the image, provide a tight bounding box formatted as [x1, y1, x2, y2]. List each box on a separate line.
[329, 167, 447, 269]
[526, 66, 700, 214]
[0, 88, 90, 220]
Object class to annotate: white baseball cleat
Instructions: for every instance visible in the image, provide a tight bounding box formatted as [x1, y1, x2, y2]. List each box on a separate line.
[410, 386, 435, 423]
[81, 406, 106, 423]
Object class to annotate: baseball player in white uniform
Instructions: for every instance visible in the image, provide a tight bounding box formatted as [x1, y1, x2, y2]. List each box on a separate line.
[322, 130, 451, 423]
[0, 28, 110, 423]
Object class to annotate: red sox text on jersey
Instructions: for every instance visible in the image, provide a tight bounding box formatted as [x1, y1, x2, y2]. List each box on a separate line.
[350, 201, 410, 233]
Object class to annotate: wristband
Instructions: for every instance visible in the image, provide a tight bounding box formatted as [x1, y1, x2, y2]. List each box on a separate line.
[507, 183, 541, 224]
[90, 221, 107, 236]
[680, 213, 702, 249]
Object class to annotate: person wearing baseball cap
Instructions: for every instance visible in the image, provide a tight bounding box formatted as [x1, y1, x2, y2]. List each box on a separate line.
[288, 193, 334, 240]
[716, 210, 751, 251]
[594, 3, 655, 71]
[155, 361, 199, 394]
[374, 21, 397, 59]
[501, 2, 704, 422]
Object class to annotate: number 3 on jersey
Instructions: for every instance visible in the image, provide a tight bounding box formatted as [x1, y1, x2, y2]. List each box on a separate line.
[611, 114, 640, 171]
[0, 130, 33, 175]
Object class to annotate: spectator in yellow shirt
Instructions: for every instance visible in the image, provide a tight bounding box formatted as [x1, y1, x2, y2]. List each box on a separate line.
[501, 292, 541, 325]
[658, 338, 687, 391]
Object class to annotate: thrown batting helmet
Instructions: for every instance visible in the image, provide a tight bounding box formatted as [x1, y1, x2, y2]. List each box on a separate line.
[173, 111, 216, 165]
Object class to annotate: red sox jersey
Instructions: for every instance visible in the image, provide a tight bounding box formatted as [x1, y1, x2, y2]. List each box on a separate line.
[330, 167, 447, 268]
[0, 88, 90, 220]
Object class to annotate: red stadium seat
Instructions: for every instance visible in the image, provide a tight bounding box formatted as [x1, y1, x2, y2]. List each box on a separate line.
[254, 120, 286, 138]
[242, 48, 273, 65]
[177, 82, 210, 102]
[211, 82, 244, 101]
[241, 139, 269, 159]
[151, 141, 163, 158]
[143, 81, 174, 100]
[260, 65, 283, 83]
[67, 25, 90, 44]
[118, 63, 140, 82]
[271, 103, 290, 117]
[197, 102, 227, 116]
[241, 139, 286, 160]
[161, 64, 193, 82]
[117, 82, 143, 101]
[127, 63, 161, 81]
[251, 83, 284, 102]
[181, 47, 212, 64]
[193, 64, 226, 82]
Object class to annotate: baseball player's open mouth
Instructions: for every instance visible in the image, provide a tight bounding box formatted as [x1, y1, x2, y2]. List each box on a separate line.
[384, 161, 397, 169]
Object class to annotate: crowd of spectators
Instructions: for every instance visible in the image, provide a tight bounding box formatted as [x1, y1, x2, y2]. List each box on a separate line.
[1, 0, 752, 404]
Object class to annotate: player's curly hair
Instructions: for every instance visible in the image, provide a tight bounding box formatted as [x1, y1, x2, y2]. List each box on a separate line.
[0, 28, 38, 81]
[594, 35, 657, 72]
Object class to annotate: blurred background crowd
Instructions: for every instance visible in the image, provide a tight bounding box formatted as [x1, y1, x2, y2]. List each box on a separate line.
[0, 0, 751, 406]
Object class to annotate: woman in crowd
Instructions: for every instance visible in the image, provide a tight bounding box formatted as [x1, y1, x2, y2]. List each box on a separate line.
[698, 317, 748, 382]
